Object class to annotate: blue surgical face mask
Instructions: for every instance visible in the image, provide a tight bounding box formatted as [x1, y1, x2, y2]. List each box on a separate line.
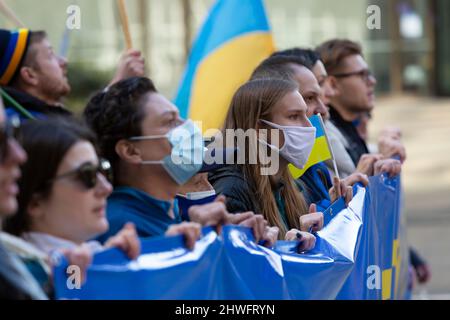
[129, 119, 205, 185]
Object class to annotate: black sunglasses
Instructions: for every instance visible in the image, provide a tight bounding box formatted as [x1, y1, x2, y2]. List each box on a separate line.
[51, 159, 112, 190]
[0, 116, 21, 164]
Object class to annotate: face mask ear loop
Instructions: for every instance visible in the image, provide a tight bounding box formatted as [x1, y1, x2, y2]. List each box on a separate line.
[129, 134, 168, 141]
[141, 160, 164, 165]
[259, 119, 286, 152]
[129, 135, 171, 164]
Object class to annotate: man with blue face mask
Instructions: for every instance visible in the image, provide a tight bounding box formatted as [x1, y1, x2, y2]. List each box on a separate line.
[84, 77, 278, 246]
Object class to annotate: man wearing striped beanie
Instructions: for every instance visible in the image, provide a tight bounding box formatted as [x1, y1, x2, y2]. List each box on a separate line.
[0, 28, 71, 119]
[0, 28, 146, 120]
[0, 29, 31, 87]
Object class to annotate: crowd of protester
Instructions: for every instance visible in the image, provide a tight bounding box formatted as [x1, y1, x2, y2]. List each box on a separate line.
[0, 28, 430, 299]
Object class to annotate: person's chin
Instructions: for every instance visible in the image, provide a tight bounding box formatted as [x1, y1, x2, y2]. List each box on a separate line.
[359, 100, 374, 112]
[0, 199, 18, 217]
[62, 84, 71, 97]
[96, 214, 109, 229]
[58, 77, 71, 95]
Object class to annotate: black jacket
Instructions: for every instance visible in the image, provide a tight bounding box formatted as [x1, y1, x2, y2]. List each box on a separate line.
[208, 165, 261, 214]
[208, 165, 318, 215]
[3, 87, 72, 120]
[329, 105, 369, 165]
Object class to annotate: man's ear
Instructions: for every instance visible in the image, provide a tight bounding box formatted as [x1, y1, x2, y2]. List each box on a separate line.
[115, 139, 142, 164]
[329, 76, 341, 96]
[18, 66, 39, 87]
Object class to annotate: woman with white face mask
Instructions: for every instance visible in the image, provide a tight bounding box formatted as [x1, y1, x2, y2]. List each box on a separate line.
[209, 79, 324, 248]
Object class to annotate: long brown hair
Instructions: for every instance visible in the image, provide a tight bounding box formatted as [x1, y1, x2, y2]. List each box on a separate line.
[222, 78, 309, 237]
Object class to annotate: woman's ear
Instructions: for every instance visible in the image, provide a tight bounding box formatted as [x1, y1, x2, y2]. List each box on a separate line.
[115, 139, 142, 164]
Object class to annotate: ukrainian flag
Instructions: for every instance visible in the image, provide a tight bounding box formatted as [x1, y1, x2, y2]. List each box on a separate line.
[289, 114, 333, 179]
[174, 0, 275, 132]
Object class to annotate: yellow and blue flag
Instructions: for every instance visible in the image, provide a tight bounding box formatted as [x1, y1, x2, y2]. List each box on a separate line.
[289, 114, 333, 179]
[174, 0, 275, 132]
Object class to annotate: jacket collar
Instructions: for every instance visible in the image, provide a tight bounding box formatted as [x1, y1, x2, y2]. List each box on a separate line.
[3, 87, 72, 116]
[111, 186, 179, 219]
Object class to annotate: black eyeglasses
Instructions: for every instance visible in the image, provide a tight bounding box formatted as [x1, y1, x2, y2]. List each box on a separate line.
[332, 69, 375, 83]
[51, 159, 112, 190]
[0, 116, 21, 164]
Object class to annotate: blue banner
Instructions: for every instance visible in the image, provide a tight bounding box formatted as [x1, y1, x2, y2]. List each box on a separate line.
[53, 174, 409, 300]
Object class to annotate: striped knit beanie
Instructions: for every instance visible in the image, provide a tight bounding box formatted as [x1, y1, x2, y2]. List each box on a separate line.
[0, 28, 31, 86]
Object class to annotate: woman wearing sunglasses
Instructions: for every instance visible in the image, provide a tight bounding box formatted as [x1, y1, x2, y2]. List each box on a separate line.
[3, 117, 202, 272]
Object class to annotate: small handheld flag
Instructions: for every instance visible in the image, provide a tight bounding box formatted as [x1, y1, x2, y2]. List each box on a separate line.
[289, 114, 336, 179]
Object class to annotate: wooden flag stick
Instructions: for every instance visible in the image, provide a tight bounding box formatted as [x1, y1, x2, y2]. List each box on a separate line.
[117, 0, 133, 49]
[0, 0, 26, 28]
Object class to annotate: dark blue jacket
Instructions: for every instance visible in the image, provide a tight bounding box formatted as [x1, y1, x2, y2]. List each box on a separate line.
[97, 186, 182, 243]
[3, 87, 71, 121]
[299, 162, 332, 211]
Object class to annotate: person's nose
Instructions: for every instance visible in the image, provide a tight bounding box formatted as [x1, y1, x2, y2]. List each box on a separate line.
[58, 55, 68, 69]
[95, 173, 113, 197]
[368, 74, 377, 87]
[5, 139, 27, 166]
[316, 98, 329, 118]
[303, 115, 313, 128]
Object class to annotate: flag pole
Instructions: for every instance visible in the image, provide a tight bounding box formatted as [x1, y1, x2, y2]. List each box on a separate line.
[0, 0, 26, 28]
[117, 0, 133, 50]
[317, 113, 340, 180]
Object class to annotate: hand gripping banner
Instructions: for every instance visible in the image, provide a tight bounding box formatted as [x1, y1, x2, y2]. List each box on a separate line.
[53, 174, 409, 300]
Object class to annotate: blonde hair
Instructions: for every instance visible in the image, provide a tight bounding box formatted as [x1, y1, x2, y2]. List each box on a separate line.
[222, 79, 309, 237]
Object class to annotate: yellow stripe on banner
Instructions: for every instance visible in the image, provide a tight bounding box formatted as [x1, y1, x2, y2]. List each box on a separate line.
[382, 269, 392, 300]
[0, 28, 29, 85]
[392, 239, 401, 298]
[189, 33, 275, 132]
[289, 136, 332, 179]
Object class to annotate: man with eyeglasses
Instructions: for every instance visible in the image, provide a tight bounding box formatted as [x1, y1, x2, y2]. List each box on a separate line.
[316, 39, 376, 167]
[317, 39, 430, 288]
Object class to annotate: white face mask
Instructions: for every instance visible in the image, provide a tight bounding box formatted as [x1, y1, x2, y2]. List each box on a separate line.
[185, 189, 216, 200]
[259, 119, 316, 169]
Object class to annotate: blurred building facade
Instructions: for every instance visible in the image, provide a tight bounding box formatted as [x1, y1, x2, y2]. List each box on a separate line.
[1, 0, 449, 100]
